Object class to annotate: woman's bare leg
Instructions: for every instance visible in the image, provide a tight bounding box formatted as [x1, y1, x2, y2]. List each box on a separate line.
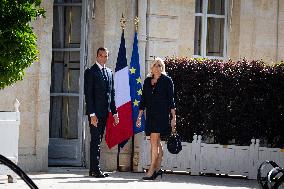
[156, 140, 163, 171]
[146, 133, 159, 176]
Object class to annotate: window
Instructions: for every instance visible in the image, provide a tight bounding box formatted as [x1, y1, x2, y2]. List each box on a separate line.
[194, 0, 227, 59]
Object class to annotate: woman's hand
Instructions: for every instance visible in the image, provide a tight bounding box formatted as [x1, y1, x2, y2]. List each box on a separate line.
[171, 117, 176, 133]
[136, 117, 142, 128]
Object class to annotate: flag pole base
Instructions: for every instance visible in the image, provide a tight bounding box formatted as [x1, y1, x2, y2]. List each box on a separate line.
[118, 165, 131, 172]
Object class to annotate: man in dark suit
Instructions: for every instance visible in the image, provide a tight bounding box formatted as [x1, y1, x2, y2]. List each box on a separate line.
[84, 47, 119, 178]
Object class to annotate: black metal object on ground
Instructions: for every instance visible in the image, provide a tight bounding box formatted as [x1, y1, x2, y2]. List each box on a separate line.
[0, 154, 38, 189]
[257, 160, 284, 189]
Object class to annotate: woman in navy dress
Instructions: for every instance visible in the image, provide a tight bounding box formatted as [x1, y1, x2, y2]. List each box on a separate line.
[136, 57, 176, 180]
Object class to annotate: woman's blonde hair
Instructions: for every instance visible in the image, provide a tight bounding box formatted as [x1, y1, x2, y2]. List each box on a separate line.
[148, 57, 166, 77]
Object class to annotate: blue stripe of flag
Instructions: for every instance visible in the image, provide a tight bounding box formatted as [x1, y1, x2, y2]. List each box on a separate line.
[129, 32, 145, 134]
[115, 31, 127, 72]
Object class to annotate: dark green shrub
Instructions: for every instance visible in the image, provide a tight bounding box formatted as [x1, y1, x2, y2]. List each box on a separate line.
[0, 0, 45, 89]
[166, 58, 284, 148]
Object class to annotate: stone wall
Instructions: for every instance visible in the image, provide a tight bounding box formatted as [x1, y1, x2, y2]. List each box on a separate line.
[278, 0, 284, 61]
[145, 0, 195, 72]
[228, 0, 282, 63]
[0, 0, 52, 171]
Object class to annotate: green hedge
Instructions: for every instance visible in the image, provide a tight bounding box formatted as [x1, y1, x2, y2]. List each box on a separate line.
[165, 58, 284, 148]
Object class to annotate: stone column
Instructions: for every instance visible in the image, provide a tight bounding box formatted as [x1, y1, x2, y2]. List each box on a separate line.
[138, 0, 147, 79]
[277, 0, 284, 62]
[132, 0, 148, 172]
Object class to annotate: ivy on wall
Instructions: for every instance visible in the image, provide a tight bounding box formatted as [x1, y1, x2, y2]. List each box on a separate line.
[0, 0, 45, 89]
[165, 58, 284, 148]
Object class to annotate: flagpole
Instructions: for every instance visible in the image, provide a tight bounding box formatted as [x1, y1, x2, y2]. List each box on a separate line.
[131, 136, 134, 172]
[117, 145, 120, 171]
[130, 16, 140, 172]
[116, 13, 128, 172]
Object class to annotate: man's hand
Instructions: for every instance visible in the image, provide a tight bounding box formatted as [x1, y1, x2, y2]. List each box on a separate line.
[113, 114, 119, 126]
[90, 115, 98, 127]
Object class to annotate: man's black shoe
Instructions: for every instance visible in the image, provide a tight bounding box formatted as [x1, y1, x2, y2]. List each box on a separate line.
[89, 172, 109, 178]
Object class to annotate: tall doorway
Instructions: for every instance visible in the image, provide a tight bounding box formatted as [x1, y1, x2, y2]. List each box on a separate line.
[48, 0, 88, 166]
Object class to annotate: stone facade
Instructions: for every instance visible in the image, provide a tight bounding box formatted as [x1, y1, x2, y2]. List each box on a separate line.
[229, 0, 283, 63]
[0, 0, 282, 172]
[0, 0, 53, 171]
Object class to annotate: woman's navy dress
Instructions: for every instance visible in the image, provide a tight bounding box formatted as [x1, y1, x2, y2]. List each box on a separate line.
[139, 74, 175, 137]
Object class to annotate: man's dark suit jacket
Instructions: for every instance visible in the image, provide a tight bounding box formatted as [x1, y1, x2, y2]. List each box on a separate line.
[84, 63, 117, 118]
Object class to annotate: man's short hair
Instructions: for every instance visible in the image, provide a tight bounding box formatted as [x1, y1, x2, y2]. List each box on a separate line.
[97, 47, 109, 56]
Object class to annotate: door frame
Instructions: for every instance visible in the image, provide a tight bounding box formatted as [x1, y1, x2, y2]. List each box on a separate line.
[48, 0, 88, 166]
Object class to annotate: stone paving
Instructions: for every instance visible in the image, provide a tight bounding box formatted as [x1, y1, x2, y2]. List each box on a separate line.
[0, 167, 259, 189]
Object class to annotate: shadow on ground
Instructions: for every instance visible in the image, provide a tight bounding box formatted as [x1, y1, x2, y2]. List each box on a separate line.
[24, 170, 258, 188]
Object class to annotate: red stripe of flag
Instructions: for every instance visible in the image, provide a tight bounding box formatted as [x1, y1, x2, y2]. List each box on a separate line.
[105, 102, 133, 149]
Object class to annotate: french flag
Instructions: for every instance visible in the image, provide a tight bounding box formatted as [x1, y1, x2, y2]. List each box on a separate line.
[105, 31, 133, 149]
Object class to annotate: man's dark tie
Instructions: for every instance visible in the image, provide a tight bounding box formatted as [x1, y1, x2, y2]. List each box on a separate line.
[102, 68, 108, 82]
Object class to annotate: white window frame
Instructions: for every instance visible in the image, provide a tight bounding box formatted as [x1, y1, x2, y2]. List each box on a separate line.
[193, 0, 228, 60]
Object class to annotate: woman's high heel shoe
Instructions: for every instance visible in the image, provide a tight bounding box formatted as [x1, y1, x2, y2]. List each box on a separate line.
[142, 171, 157, 180]
[155, 169, 164, 178]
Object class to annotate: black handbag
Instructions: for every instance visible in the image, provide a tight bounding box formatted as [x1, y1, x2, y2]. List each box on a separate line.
[167, 132, 182, 154]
